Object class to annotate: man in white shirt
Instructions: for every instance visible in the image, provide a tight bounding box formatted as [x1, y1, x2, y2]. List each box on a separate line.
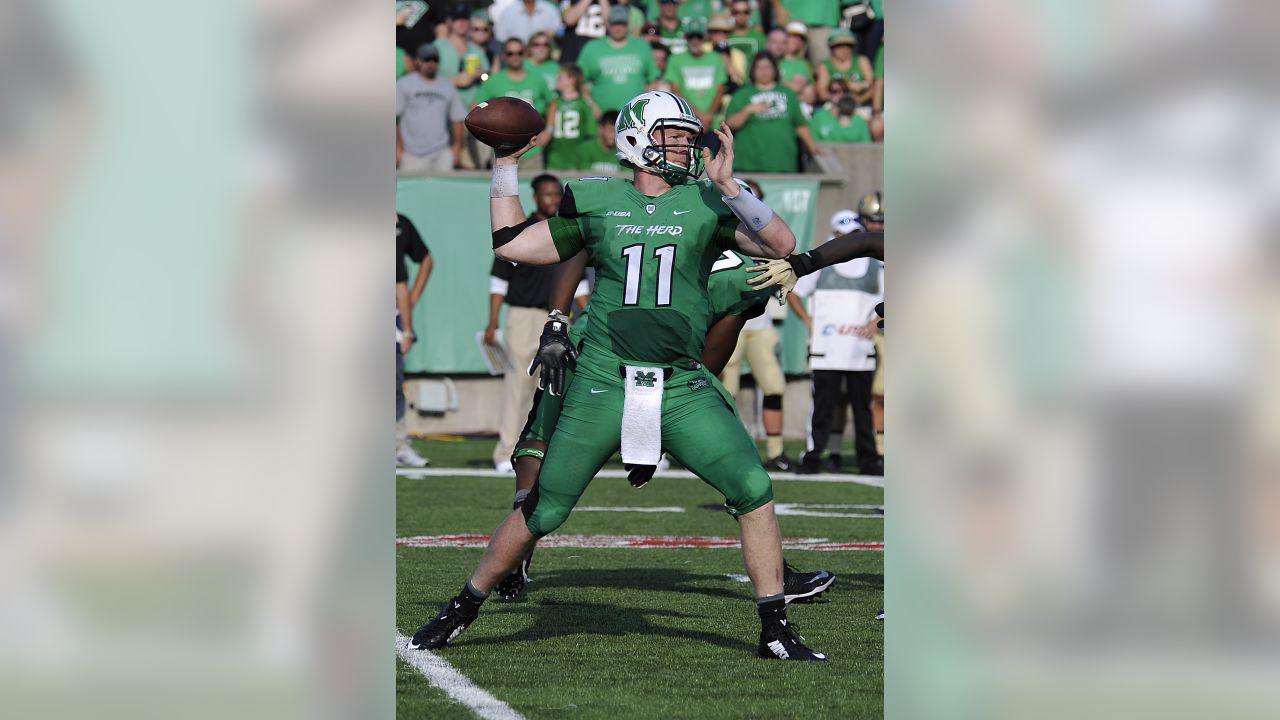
[788, 212, 884, 476]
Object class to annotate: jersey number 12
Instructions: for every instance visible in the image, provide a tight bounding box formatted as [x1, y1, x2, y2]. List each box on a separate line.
[621, 244, 676, 307]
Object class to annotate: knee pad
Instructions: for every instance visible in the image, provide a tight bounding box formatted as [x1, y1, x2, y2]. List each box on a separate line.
[761, 394, 783, 411]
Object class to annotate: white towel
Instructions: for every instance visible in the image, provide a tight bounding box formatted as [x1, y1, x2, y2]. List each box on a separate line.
[620, 365, 664, 465]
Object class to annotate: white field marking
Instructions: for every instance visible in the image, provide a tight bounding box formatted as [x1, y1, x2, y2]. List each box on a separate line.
[774, 502, 885, 519]
[397, 534, 883, 552]
[725, 573, 751, 583]
[575, 506, 685, 513]
[395, 633, 526, 720]
[396, 467, 883, 488]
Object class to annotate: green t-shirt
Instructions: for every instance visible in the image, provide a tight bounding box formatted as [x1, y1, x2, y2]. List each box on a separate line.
[779, 57, 814, 85]
[577, 140, 625, 175]
[434, 38, 489, 106]
[726, 29, 767, 59]
[545, 177, 740, 366]
[782, 0, 840, 27]
[809, 108, 872, 143]
[546, 95, 599, 170]
[822, 57, 865, 84]
[678, 0, 715, 22]
[874, 45, 883, 79]
[525, 59, 561, 95]
[664, 52, 727, 113]
[474, 69, 554, 115]
[397, 47, 409, 79]
[725, 84, 807, 172]
[578, 37, 662, 112]
[657, 25, 689, 55]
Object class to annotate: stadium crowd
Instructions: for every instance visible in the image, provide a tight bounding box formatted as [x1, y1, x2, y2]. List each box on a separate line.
[397, 0, 884, 172]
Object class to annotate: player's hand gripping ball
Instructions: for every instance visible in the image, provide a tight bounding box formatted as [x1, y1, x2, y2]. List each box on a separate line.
[465, 97, 544, 154]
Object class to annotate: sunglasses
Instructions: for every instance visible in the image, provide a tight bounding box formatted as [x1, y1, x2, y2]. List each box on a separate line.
[530, 42, 551, 48]
[505, 50, 525, 56]
[471, 26, 490, 32]
[732, 10, 751, 15]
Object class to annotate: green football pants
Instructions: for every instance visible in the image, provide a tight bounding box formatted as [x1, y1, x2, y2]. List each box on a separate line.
[523, 361, 773, 536]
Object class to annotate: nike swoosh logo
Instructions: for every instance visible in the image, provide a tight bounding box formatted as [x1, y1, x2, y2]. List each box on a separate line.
[590, 388, 608, 394]
[673, 210, 691, 215]
[811, 571, 830, 583]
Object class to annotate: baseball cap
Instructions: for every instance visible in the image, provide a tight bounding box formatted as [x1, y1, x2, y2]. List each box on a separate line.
[830, 209, 863, 234]
[785, 21, 808, 36]
[416, 43, 440, 61]
[707, 14, 733, 31]
[448, 2, 470, 20]
[684, 17, 708, 37]
[828, 29, 857, 47]
[608, 5, 630, 24]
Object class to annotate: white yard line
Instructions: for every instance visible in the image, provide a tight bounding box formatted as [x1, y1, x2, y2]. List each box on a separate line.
[397, 467, 884, 488]
[396, 633, 527, 720]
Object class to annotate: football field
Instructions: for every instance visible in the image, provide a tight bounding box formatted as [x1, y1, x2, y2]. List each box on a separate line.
[396, 438, 884, 720]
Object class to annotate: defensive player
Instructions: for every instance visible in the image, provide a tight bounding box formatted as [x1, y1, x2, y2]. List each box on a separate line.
[411, 91, 827, 661]
[495, 245, 838, 604]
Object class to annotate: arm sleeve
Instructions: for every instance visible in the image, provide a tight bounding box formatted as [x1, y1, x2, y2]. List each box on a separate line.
[547, 216, 587, 260]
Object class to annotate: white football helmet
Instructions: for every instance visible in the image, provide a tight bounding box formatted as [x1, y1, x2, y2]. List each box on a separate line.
[614, 91, 705, 183]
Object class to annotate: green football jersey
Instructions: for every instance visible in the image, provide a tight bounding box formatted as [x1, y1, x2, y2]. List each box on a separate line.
[707, 249, 772, 321]
[546, 95, 598, 170]
[546, 177, 741, 366]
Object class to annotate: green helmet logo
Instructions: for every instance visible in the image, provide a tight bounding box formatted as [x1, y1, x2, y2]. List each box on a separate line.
[617, 98, 650, 133]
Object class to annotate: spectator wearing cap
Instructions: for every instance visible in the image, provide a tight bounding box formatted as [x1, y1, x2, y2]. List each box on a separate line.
[780, 21, 815, 106]
[653, 0, 689, 55]
[725, 51, 822, 172]
[809, 91, 872, 144]
[774, 0, 841, 63]
[665, 17, 728, 128]
[577, 7, 661, 112]
[495, 0, 564, 45]
[707, 14, 749, 85]
[727, 0, 767, 58]
[434, 4, 489, 103]
[815, 29, 873, 105]
[560, 0, 642, 65]
[396, 44, 467, 172]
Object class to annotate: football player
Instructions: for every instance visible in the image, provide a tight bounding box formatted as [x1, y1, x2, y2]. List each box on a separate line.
[495, 242, 840, 605]
[412, 91, 827, 661]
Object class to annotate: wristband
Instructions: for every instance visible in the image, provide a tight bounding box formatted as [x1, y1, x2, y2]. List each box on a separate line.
[785, 252, 819, 278]
[490, 163, 518, 198]
[721, 185, 775, 232]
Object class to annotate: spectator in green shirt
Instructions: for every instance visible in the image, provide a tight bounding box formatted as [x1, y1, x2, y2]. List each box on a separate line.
[577, 110, 626, 174]
[809, 94, 872, 143]
[665, 18, 728, 128]
[524, 31, 560, 95]
[724, 52, 823, 172]
[815, 29, 873, 105]
[578, 6, 662, 112]
[776, 0, 842, 63]
[726, 0, 767, 58]
[474, 37, 555, 115]
[780, 22, 816, 106]
[653, 0, 688, 55]
[540, 64, 601, 170]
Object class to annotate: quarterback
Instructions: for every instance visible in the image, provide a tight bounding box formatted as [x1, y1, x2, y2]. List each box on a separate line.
[411, 91, 827, 661]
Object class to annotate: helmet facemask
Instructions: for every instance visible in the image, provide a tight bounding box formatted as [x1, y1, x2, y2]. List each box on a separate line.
[641, 121, 705, 185]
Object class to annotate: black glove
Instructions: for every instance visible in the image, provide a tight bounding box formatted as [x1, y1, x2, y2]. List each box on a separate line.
[625, 463, 656, 489]
[875, 301, 884, 329]
[527, 311, 579, 396]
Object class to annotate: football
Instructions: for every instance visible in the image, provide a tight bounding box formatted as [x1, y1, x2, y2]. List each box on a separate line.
[464, 97, 544, 150]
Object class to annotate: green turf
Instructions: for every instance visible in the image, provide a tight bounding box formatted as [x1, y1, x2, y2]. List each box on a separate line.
[397, 440, 883, 720]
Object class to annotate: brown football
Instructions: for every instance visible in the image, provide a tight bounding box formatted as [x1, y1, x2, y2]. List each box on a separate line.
[464, 97, 544, 150]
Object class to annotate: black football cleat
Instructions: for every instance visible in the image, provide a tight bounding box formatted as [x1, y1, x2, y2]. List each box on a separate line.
[823, 453, 844, 473]
[783, 562, 836, 604]
[758, 620, 828, 661]
[493, 553, 533, 600]
[764, 454, 794, 472]
[408, 598, 479, 650]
